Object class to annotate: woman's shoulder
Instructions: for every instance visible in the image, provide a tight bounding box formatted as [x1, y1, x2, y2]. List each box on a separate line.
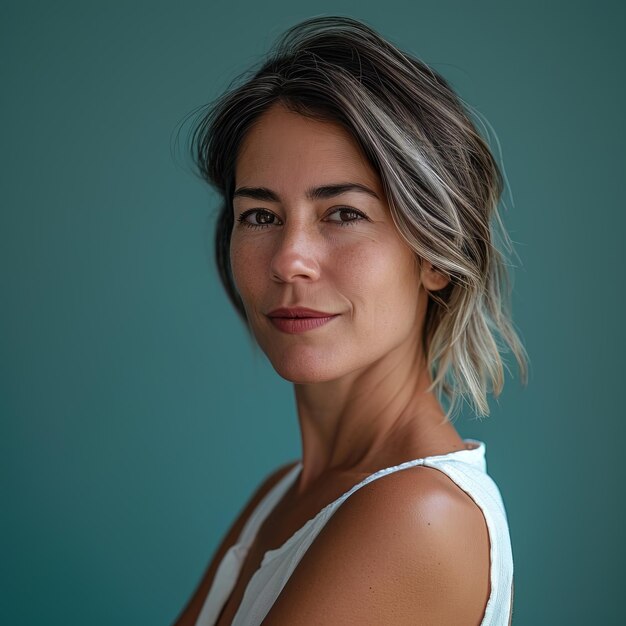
[338, 462, 491, 549]
[261, 464, 491, 625]
[357, 461, 488, 513]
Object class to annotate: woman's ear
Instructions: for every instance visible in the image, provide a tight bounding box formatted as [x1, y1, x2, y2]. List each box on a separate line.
[421, 260, 451, 292]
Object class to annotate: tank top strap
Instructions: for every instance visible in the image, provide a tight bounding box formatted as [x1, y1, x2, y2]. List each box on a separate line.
[193, 463, 303, 626]
[260, 441, 486, 568]
[320, 440, 486, 512]
[236, 462, 302, 548]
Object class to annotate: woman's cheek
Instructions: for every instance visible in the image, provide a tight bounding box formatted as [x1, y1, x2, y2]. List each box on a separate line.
[230, 239, 263, 294]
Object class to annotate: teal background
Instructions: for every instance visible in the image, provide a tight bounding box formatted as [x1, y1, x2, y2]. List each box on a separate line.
[2, 1, 624, 624]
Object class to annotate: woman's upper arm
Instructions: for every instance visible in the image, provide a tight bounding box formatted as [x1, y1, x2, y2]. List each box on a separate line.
[171, 460, 299, 626]
[261, 466, 491, 626]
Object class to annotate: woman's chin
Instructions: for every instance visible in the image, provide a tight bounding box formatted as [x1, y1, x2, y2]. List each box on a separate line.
[268, 355, 345, 384]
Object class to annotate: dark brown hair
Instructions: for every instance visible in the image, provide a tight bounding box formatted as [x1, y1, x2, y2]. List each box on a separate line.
[183, 15, 528, 420]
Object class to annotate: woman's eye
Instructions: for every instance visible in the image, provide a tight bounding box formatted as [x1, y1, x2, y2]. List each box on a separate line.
[236, 209, 279, 229]
[326, 207, 367, 226]
[235, 207, 367, 230]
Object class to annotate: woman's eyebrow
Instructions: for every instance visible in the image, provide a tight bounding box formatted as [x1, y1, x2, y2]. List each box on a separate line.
[233, 182, 380, 202]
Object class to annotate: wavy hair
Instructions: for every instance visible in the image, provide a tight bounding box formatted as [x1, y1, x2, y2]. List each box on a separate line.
[183, 15, 529, 421]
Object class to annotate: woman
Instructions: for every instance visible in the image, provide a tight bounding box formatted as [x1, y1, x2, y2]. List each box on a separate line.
[174, 15, 528, 626]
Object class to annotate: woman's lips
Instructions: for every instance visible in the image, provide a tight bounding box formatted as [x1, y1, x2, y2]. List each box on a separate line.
[269, 314, 339, 334]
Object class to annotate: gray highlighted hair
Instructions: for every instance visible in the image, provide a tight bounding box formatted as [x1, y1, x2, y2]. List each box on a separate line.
[185, 15, 529, 421]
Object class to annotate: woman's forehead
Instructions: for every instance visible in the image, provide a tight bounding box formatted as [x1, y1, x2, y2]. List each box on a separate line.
[235, 105, 381, 195]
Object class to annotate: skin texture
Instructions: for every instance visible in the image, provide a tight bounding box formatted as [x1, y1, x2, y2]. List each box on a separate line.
[174, 102, 505, 624]
[262, 466, 492, 625]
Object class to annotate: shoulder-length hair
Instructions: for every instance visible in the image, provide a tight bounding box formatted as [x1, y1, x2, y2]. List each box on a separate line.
[184, 15, 529, 421]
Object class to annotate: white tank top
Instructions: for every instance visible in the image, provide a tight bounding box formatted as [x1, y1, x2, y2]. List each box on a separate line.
[194, 438, 513, 625]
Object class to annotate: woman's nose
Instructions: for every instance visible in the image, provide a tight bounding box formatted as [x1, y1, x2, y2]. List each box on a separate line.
[269, 222, 322, 283]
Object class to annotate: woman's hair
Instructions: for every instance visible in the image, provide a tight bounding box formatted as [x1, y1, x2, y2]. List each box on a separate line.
[184, 15, 529, 421]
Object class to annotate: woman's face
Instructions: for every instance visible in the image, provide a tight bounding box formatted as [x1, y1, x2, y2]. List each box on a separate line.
[231, 102, 429, 383]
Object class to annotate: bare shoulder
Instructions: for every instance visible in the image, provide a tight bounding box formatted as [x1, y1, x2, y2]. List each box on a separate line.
[172, 459, 299, 626]
[262, 465, 491, 626]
